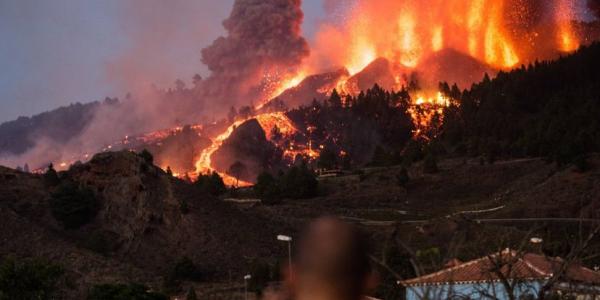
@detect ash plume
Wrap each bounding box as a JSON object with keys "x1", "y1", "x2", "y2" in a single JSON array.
[
  {"x1": 200, "y1": 0, "x2": 310, "y2": 111},
  {"x1": 0, "y1": 0, "x2": 311, "y2": 170}
]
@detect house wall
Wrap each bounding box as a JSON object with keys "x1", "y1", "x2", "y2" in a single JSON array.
[{"x1": 405, "y1": 281, "x2": 544, "y2": 300}]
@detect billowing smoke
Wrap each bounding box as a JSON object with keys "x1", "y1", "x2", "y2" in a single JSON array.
[
  {"x1": 0, "y1": 0, "x2": 311, "y2": 170},
  {"x1": 200, "y1": 0, "x2": 310, "y2": 110}
]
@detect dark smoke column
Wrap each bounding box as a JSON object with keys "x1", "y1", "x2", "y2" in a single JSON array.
[{"x1": 201, "y1": 0, "x2": 310, "y2": 110}]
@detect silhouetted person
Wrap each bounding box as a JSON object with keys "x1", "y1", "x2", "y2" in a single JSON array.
[{"x1": 266, "y1": 217, "x2": 373, "y2": 300}]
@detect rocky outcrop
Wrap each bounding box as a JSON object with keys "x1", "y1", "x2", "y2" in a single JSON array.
[
  {"x1": 211, "y1": 119, "x2": 282, "y2": 182},
  {"x1": 0, "y1": 151, "x2": 280, "y2": 298}
]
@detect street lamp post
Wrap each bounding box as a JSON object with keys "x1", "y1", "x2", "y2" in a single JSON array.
[
  {"x1": 244, "y1": 274, "x2": 251, "y2": 300},
  {"x1": 530, "y1": 237, "x2": 543, "y2": 244},
  {"x1": 277, "y1": 235, "x2": 293, "y2": 278}
]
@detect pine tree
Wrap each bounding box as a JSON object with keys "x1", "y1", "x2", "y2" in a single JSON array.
[
  {"x1": 139, "y1": 149, "x2": 154, "y2": 165},
  {"x1": 328, "y1": 89, "x2": 342, "y2": 108},
  {"x1": 44, "y1": 163, "x2": 60, "y2": 187}
]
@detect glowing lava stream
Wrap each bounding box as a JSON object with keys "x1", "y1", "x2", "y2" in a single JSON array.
[
  {"x1": 194, "y1": 118, "x2": 253, "y2": 187},
  {"x1": 194, "y1": 112, "x2": 299, "y2": 187}
]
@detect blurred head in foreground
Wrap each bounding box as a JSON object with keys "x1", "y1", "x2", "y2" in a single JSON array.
[{"x1": 282, "y1": 217, "x2": 373, "y2": 300}]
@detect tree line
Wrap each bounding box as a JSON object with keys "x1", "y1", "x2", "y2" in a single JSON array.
[{"x1": 439, "y1": 42, "x2": 600, "y2": 168}]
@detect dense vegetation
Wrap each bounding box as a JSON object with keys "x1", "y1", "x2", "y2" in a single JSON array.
[
  {"x1": 87, "y1": 283, "x2": 167, "y2": 300},
  {"x1": 161, "y1": 257, "x2": 205, "y2": 293},
  {"x1": 0, "y1": 257, "x2": 64, "y2": 300},
  {"x1": 254, "y1": 163, "x2": 318, "y2": 203},
  {"x1": 440, "y1": 42, "x2": 600, "y2": 166},
  {"x1": 49, "y1": 181, "x2": 98, "y2": 229},
  {"x1": 287, "y1": 86, "x2": 415, "y2": 168},
  {"x1": 194, "y1": 172, "x2": 227, "y2": 196}
]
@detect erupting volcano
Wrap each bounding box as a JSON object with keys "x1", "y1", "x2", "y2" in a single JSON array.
[
  {"x1": 309, "y1": 0, "x2": 581, "y2": 75},
  {"x1": 4, "y1": 2, "x2": 600, "y2": 299},
  {"x1": 11, "y1": 0, "x2": 597, "y2": 185}
]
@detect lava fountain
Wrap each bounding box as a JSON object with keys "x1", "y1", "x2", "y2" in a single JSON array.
[{"x1": 310, "y1": 0, "x2": 582, "y2": 75}]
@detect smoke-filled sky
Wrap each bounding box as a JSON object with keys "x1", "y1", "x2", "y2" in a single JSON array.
[
  {"x1": 0, "y1": 0, "x2": 325, "y2": 123},
  {"x1": 0, "y1": 0, "x2": 595, "y2": 123}
]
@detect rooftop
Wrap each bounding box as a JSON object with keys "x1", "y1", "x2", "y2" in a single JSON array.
[{"x1": 401, "y1": 248, "x2": 600, "y2": 287}]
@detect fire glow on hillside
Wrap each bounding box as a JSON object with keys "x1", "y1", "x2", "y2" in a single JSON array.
[
  {"x1": 192, "y1": 112, "x2": 303, "y2": 186},
  {"x1": 40, "y1": 0, "x2": 589, "y2": 185},
  {"x1": 311, "y1": 0, "x2": 580, "y2": 73},
  {"x1": 190, "y1": 0, "x2": 585, "y2": 183}
]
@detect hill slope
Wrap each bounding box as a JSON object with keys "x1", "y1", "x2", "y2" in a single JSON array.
[{"x1": 0, "y1": 151, "x2": 282, "y2": 298}]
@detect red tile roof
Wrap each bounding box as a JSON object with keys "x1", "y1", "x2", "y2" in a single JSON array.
[{"x1": 401, "y1": 249, "x2": 600, "y2": 287}]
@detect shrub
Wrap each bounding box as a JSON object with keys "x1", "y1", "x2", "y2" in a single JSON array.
[
  {"x1": 279, "y1": 165, "x2": 318, "y2": 199},
  {"x1": 396, "y1": 167, "x2": 410, "y2": 187},
  {"x1": 423, "y1": 153, "x2": 439, "y2": 174},
  {"x1": 171, "y1": 257, "x2": 202, "y2": 282},
  {"x1": 43, "y1": 164, "x2": 60, "y2": 187},
  {"x1": 83, "y1": 232, "x2": 110, "y2": 255},
  {"x1": 403, "y1": 140, "x2": 424, "y2": 165},
  {"x1": 254, "y1": 166, "x2": 318, "y2": 203},
  {"x1": 573, "y1": 155, "x2": 590, "y2": 173},
  {"x1": 87, "y1": 283, "x2": 167, "y2": 300},
  {"x1": 254, "y1": 172, "x2": 281, "y2": 204},
  {"x1": 162, "y1": 257, "x2": 203, "y2": 294},
  {"x1": 49, "y1": 181, "x2": 98, "y2": 229},
  {"x1": 194, "y1": 172, "x2": 226, "y2": 196},
  {"x1": 228, "y1": 161, "x2": 248, "y2": 187},
  {"x1": 0, "y1": 256, "x2": 64, "y2": 300},
  {"x1": 317, "y1": 147, "x2": 338, "y2": 169},
  {"x1": 179, "y1": 200, "x2": 189, "y2": 214},
  {"x1": 139, "y1": 149, "x2": 154, "y2": 165}
]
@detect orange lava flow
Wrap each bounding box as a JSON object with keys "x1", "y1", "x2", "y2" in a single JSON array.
[
  {"x1": 193, "y1": 112, "x2": 301, "y2": 187},
  {"x1": 255, "y1": 112, "x2": 298, "y2": 139},
  {"x1": 193, "y1": 118, "x2": 253, "y2": 187}
]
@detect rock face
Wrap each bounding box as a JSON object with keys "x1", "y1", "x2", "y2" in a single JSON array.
[
  {"x1": 0, "y1": 151, "x2": 280, "y2": 298},
  {"x1": 343, "y1": 58, "x2": 401, "y2": 92},
  {"x1": 416, "y1": 48, "x2": 495, "y2": 89},
  {"x1": 211, "y1": 119, "x2": 281, "y2": 183}
]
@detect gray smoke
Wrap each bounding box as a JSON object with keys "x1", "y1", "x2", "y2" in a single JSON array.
[{"x1": 200, "y1": 0, "x2": 310, "y2": 110}]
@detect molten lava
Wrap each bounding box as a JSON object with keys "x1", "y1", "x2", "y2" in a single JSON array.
[
  {"x1": 409, "y1": 92, "x2": 452, "y2": 139},
  {"x1": 311, "y1": 0, "x2": 581, "y2": 75},
  {"x1": 556, "y1": 0, "x2": 580, "y2": 52},
  {"x1": 193, "y1": 118, "x2": 252, "y2": 187},
  {"x1": 46, "y1": 1, "x2": 591, "y2": 185},
  {"x1": 193, "y1": 112, "x2": 305, "y2": 186},
  {"x1": 255, "y1": 112, "x2": 298, "y2": 139}
]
